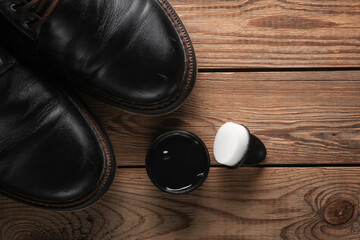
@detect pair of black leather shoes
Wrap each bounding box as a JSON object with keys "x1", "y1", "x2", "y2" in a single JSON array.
[{"x1": 0, "y1": 0, "x2": 196, "y2": 210}]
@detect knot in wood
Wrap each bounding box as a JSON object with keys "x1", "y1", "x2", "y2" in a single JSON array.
[{"x1": 324, "y1": 200, "x2": 356, "y2": 225}]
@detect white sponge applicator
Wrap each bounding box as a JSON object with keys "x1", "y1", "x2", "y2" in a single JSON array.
[
  {"x1": 213, "y1": 122, "x2": 266, "y2": 167},
  {"x1": 213, "y1": 122, "x2": 250, "y2": 166}
]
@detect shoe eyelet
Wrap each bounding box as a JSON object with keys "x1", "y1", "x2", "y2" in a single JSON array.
[
  {"x1": 24, "y1": 21, "x2": 31, "y2": 29},
  {"x1": 9, "y1": 3, "x2": 18, "y2": 12}
]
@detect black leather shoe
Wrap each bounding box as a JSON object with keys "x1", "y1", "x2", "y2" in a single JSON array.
[
  {"x1": 0, "y1": 0, "x2": 197, "y2": 115},
  {"x1": 0, "y1": 46, "x2": 115, "y2": 210}
]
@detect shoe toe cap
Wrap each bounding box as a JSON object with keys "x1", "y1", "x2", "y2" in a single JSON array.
[
  {"x1": 0, "y1": 64, "x2": 113, "y2": 209},
  {"x1": 39, "y1": 0, "x2": 195, "y2": 112}
]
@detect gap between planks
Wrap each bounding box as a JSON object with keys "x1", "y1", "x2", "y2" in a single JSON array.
[
  {"x1": 1, "y1": 167, "x2": 360, "y2": 240},
  {"x1": 170, "y1": 0, "x2": 360, "y2": 69},
  {"x1": 81, "y1": 70, "x2": 360, "y2": 166},
  {"x1": 117, "y1": 164, "x2": 360, "y2": 168},
  {"x1": 199, "y1": 67, "x2": 360, "y2": 73}
]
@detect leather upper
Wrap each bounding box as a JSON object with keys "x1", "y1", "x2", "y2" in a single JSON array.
[
  {"x1": 0, "y1": 0, "x2": 38, "y2": 40},
  {"x1": 0, "y1": 0, "x2": 195, "y2": 113},
  {"x1": 0, "y1": 47, "x2": 113, "y2": 207}
]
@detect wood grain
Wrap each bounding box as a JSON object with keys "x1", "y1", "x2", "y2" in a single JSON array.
[
  {"x1": 168, "y1": 0, "x2": 360, "y2": 68},
  {"x1": 80, "y1": 71, "x2": 360, "y2": 166},
  {"x1": 1, "y1": 168, "x2": 360, "y2": 240}
]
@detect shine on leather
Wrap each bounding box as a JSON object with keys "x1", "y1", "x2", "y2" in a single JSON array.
[
  {"x1": 0, "y1": 0, "x2": 197, "y2": 114},
  {"x1": 0, "y1": 47, "x2": 115, "y2": 210}
]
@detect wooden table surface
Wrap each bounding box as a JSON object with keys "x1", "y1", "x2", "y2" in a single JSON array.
[{"x1": 1, "y1": 0, "x2": 360, "y2": 239}]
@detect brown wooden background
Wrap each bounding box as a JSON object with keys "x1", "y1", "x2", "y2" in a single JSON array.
[{"x1": 1, "y1": 0, "x2": 360, "y2": 239}]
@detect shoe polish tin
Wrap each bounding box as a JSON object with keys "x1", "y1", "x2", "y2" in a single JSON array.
[{"x1": 146, "y1": 130, "x2": 210, "y2": 194}]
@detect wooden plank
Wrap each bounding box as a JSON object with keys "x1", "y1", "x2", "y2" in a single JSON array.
[
  {"x1": 169, "y1": 0, "x2": 360, "y2": 69},
  {"x1": 1, "y1": 168, "x2": 359, "y2": 239},
  {"x1": 80, "y1": 71, "x2": 360, "y2": 166}
]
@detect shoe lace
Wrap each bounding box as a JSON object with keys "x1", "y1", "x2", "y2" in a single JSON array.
[{"x1": 13, "y1": 0, "x2": 61, "y2": 28}]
